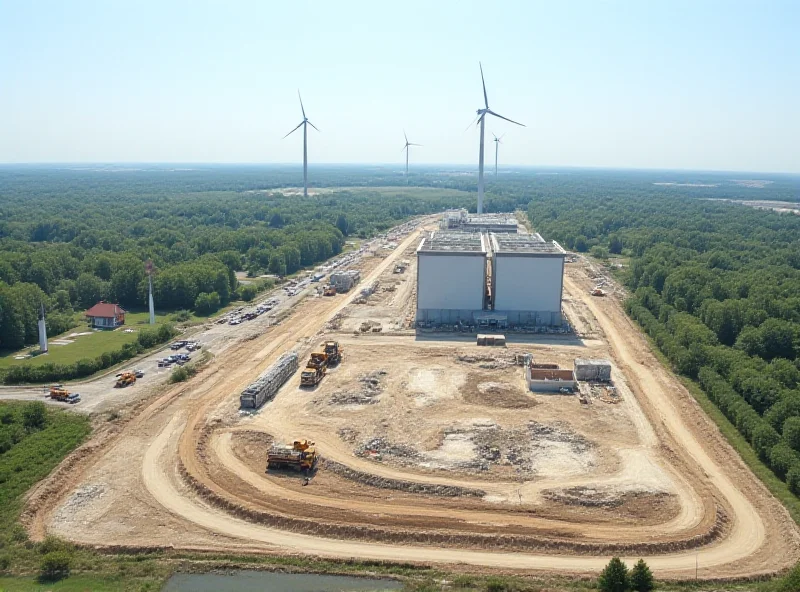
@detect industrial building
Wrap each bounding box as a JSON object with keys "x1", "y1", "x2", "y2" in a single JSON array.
[
  {"x1": 440, "y1": 210, "x2": 519, "y2": 233},
  {"x1": 416, "y1": 231, "x2": 487, "y2": 324},
  {"x1": 490, "y1": 233, "x2": 567, "y2": 326},
  {"x1": 526, "y1": 366, "x2": 577, "y2": 392},
  {"x1": 574, "y1": 359, "x2": 612, "y2": 382}
]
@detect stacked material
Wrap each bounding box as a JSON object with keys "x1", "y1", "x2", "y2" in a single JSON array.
[{"x1": 240, "y1": 352, "x2": 299, "y2": 409}]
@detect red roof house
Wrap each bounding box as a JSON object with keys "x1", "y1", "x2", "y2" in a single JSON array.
[{"x1": 85, "y1": 301, "x2": 126, "y2": 329}]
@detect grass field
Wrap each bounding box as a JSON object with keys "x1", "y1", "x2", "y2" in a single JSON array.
[{"x1": 0, "y1": 331, "x2": 138, "y2": 369}]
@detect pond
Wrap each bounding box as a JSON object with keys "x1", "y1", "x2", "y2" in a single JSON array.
[{"x1": 162, "y1": 570, "x2": 404, "y2": 592}]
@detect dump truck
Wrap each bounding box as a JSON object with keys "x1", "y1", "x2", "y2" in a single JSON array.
[
  {"x1": 49, "y1": 384, "x2": 70, "y2": 401},
  {"x1": 115, "y1": 372, "x2": 136, "y2": 388},
  {"x1": 300, "y1": 365, "x2": 326, "y2": 387},
  {"x1": 307, "y1": 352, "x2": 328, "y2": 369},
  {"x1": 323, "y1": 341, "x2": 342, "y2": 365},
  {"x1": 266, "y1": 439, "x2": 318, "y2": 472}
]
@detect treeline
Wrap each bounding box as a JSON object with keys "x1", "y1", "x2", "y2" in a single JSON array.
[
  {"x1": 528, "y1": 191, "x2": 800, "y2": 495},
  {"x1": 626, "y1": 292, "x2": 800, "y2": 493},
  {"x1": 2, "y1": 324, "x2": 176, "y2": 385},
  {"x1": 1, "y1": 167, "x2": 510, "y2": 349}
]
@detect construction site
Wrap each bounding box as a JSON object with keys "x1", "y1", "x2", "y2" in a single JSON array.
[{"x1": 18, "y1": 213, "x2": 800, "y2": 581}]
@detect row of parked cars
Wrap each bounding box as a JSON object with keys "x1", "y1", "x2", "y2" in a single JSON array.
[
  {"x1": 157, "y1": 353, "x2": 191, "y2": 368},
  {"x1": 170, "y1": 340, "x2": 201, "y2": 352},
  {"x1": 220, "y1": 298, "x2": 280, "y2": 326}
]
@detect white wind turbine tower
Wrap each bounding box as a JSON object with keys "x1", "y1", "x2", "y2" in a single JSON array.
[
  {"x1": 283, "y1": 91, "x2": 320, "y2": 197},
  {"x1": 472, "y1": 63, "x2": 524, "y2": 213},
  {"x1": 401, "y1": 130, "x2": 422, "y2": 183},
  {"x1": 492, "y1": 132, "x2": 504, "y2": 177}
]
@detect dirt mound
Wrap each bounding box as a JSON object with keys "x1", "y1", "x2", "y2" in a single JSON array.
[
  {"x1": 462, "y1": 377, "x2": 536, "y2": 409},
  {"x1": 330, "y1": 370, "x2": 387, "y2": 405}
]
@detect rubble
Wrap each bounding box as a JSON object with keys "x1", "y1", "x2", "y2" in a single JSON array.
[{"x1": 330, "y1": 370, "x2": 387, "y2": 405}]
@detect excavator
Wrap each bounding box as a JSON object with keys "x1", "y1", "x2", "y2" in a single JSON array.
[{"x1": 267, "y1": 439, "x2": 318, "y2": 472}]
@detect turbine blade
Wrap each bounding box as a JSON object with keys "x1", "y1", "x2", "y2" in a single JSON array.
[
  {"x1": 479, "y1": 62, "x2": 489, "y2": 108},
  {"x1": 486, "y1": 109, "x2": 525, "y2": 127},
  {"x1": 401, "y1": 144, "x2": 408, "y2": 152},
  {"x1": 307, "y1": 120, "x2": 320, "y2": 132},
  {"x1": 298, "y1": 90, "x2": 306, "y2": 119},
  {"x1": 409, "y1": 143, "x2": 422, "y2": 146},
  {"x1": 404, "y1": 129, "x2": 408, "y2": 144},
  {"x1": 464, "y1": 114, "x2": 479, "y2": 131},
  {"x1": 283, "y1": 121, "x2": 304, "y2": 138}
]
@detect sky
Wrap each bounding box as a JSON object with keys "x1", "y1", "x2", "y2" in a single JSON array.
[{"x1": 1, "y1": 0, "x2": 798, "y2": 172}]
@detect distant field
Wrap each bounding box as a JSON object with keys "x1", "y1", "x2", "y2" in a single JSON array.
[{"x1": 336, "y1": 186, "x2": 472, "y2": 198}]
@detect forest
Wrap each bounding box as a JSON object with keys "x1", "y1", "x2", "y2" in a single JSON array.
[
  {"x1": 0, "y1": 167, "x2": 482, "y2": 351},
  {"x1": 527, "y1": 190, "x2": 800, "y2": 494}
]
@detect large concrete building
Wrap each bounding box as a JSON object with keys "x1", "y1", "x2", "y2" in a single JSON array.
[
  {"x1": 441, "y1": 210, "x2": 519, "y2": 233},
  {"x1": 416, "y1": 231, "x2": 487, "y2": 324},
  {"x1": 490, "y1": 233, "x2": 566, "y2": 326}
]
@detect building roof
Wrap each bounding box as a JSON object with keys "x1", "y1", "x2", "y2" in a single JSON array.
[
  {"x1": 85, "y1": 302, "x2": 126, "y2": 317},
  {"x1": 417, "y1": 231, "x2": 486, "y2": 253},
  {"x1": 491, "y1": 233, "x2": 566, "y2": 255}
]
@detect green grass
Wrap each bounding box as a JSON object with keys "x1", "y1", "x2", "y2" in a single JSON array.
[{"x1": 0, "y1": 331, "x2": 137, "y2": 369}]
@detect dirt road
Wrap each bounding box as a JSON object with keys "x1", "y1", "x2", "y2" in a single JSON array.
[{"x1": 31, "y1": 219, "x2": 800, "y2": 579}]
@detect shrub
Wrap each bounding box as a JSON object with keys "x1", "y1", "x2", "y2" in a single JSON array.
[
  {"x1": 598, "y1": 557, "x2": 629, "y2": 592},
  {"x1": 170, "y1": 309, "x2": 191, "y2": 322},
  {"x1": 0, "y1": 554, "x2": 10, "y2": 572},
  {"x1": 39, "y1": 550, "x2": 71, "y2": 581},
  {"x1": 238, "y1": 284, "x2": 258, "y2": 302},
  {"x1": 22, "y1": 401, "x2": 46, "y2": 430},
  {"x1": 784, "y1": 416, "x2": 800, "y2": 452},
  {"x1": 787, "y1": 463, "x2": 800, "y2": 495},
  {"x1": 629, "y1": 558, "x2": 654, "y2": 592},
  {"x1": 194, "y1": 291, "x2": 221, "y2": 314}
]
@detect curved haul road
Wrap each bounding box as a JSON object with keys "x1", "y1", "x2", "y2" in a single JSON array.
[{"x1": 136, "y1": 231, "x2": 787, "y2": 577}]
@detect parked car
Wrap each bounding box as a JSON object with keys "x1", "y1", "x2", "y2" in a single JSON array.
[
  {"x1": 66, "y1": 393, "x2": 81, "y2": 404},
  {"x1": 133, "y1": 369, "x2": 144, "y2": 378}
]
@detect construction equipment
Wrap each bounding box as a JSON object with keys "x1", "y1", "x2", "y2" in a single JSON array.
[
  {"x1": 323, "y1": 341, "x2": 342, "y2": 365},
  {"x1": 267, "y1": 439, "x2": 318, "y2": 472},
  {"x1": 240, "y1": 352, "x2": 299, "y2": 409},
  {"x1": 300, "y1": 364, "x2": 326, "y2": 387},
  {"x1": 590, "y1": 288, "x2": 606, "y2": 297},
  {"x1": 49, "y1": 384, "x2": 70, "y2": 401},
  {"x1": 115, "y1": 372, "x2": 136, "y2": 388},
  {"x1": 307, "y1": 352, "x2": 328, "y2": 369},
  {"x1": 323, "y1": 286, "x2": 337, "y2": 296}
]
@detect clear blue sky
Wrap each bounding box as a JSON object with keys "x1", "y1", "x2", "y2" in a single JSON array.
[{"x1": 1, "y1": 0, "x2": 798, "y2": 172}]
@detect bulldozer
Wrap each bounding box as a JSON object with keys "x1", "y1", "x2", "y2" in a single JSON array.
[
  {"x1": 49, "y1": 384, "x2": 70, "y2": 402},
  {"x1": 115, "y1": 372, "x2": 136, "y2": 388},
  {"x1": 267, "y1": 439, "x2": 318, "y2": 472},
  {"x1": 323, "y1": 341, "x2": 342, "y2": 365}
]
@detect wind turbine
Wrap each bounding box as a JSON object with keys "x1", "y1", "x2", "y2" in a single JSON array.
[
  {"x1": 492, "y1": 132, "x2": 504, "y2": 177},
  {"x1": 283, "y1": 91, "x2": 319, "y2": 197},
  {"x1": 472, "y1": 63, "x2": 524, "y2": 214},
  {"x1": 401, "y1": 131, "x2": 422, "y2": 183}
]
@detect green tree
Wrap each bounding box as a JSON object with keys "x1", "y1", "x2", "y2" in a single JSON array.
[
  {"x1": 784, "y1": 417, "x2": 800, "y2": 452},
  {"x1": 39, "y1": 551, "x2": 71, "y2": 581},
  {"x1": 194, "y1": 291, "x2": 221, "y2": 315},
  {"x1": 598, "y1": 557, "x2": 629, "y2": 592},
  {"x1": 75, "y1": 272, "x2": 107, "y2": 308},
  {"x1": 22, "y1": 401, "x2": 47, "y2": 430},
  {"x1": 629, "y1": 559, "x2": 654, "y2": 592},
  {"x1": 336, "y1": 213, "x2": 349, "y2": 236},
  {"x1": 238, "y1": 284, "x2": 258, "y2": 302}
]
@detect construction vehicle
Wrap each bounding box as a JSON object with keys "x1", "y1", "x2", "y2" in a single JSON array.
[
  {"x1": 115, "y1": 372, "x2": 136, "y2": 388},
  {"x1": 300, "y1": 364, "x2": 326, "y2": 387},
  {"x1": 590, "y1": 288, "x2": 606, "y2": 297},
  {"x1": 49, "y1": 384, "x2": 70, "y2": 401},
  {"x1": 323, "y1": 341, "x2": 342, "y2": 365},
  {"x1": 323, "y1": 286, "x2": 336, "y2": 297},
  {"x1": 267, "y1": 439, "x2": 318, "y2": 472}
]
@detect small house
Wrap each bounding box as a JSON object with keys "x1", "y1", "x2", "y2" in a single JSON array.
[{"x1": 85, "y1": 301, "x2": 126, "y2": 329}]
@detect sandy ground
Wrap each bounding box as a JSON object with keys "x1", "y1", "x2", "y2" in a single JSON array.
[{"x1": 21, "y1": 220, "x2": 800, "y2": 579}]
